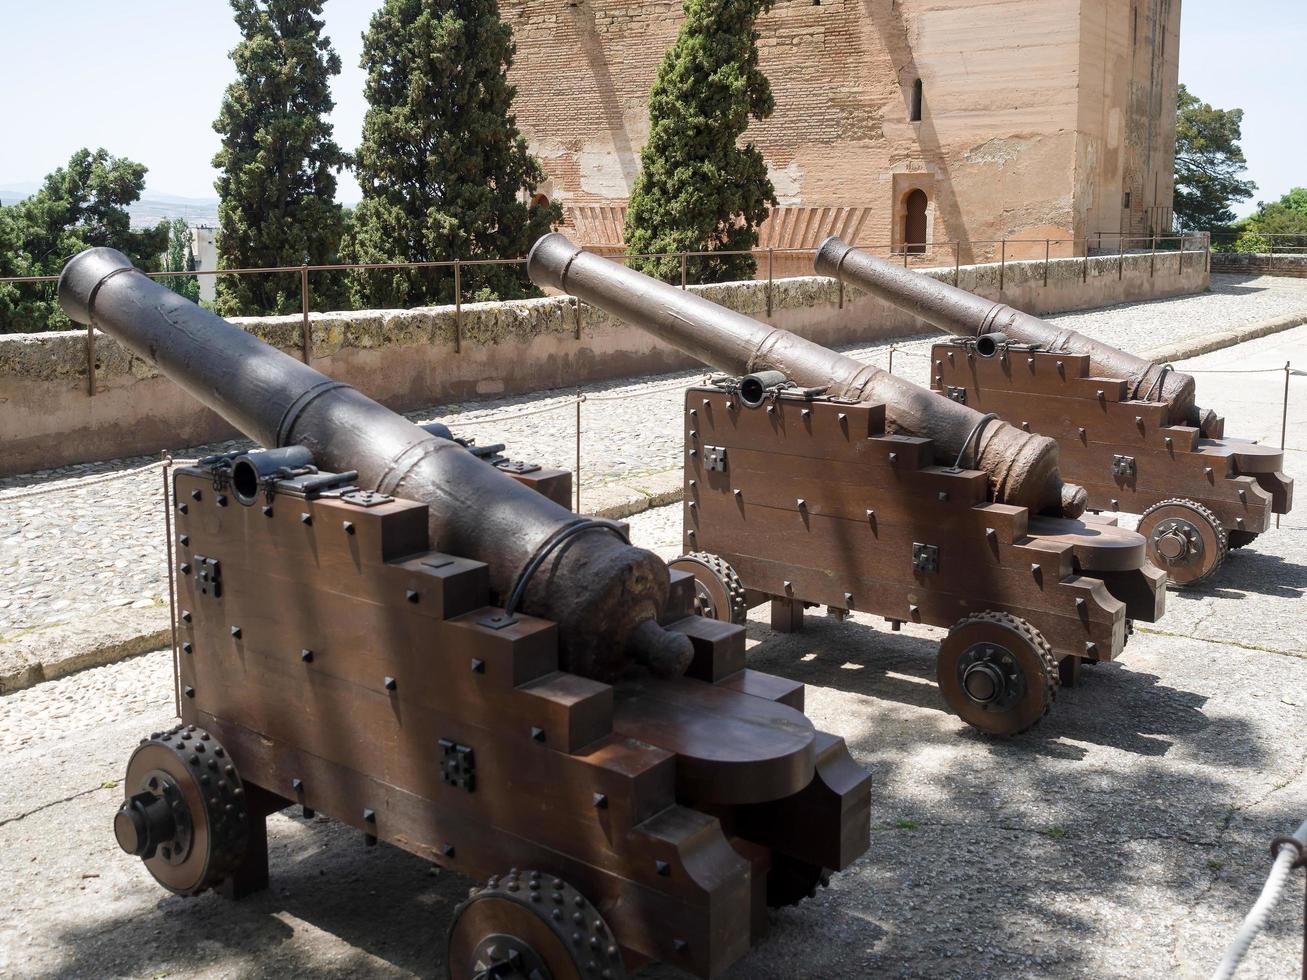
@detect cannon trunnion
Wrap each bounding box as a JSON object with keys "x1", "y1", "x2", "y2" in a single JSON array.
[
  {"x1": 127, "y1": 455, "x2": 871, "y2": 978},
  {"x1": 929, "y1": 339, "x2": 1294, "y2": 585},
  {"x1": 677, "y1": 381, "x2": 1166, "y2": 735}
]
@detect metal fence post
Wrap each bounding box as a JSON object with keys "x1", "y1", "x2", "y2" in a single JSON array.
[
  {"x1": 1281, "y1": 361, "x2": 1291, "y2": 530},
  {"x1": 999, "y1": 239, "x2": 1006, "y2": 292},
  {"x1": 162, "y1": 452, "x2": 180, "y2": 716},
  {"x1": 888, "y1": 346, "x2": 896, "y2": 375},
  {"x1": 300, "y1": 264, "x2": 311, "y2": 364},
  {"x1": 1179, "y1": 235, "x2": 1185, "y2": 275},
  {"x1": 454, "y1": 259, "x2": 462, "y2": 354},
  {"x1": 86, "y1": 319, "x2": 97, "y2": 396},
  {"x1": 1044, "y1": 239, "x2": 1050, "y2": 287},
  {"x1": 1150, "y1": 235, "x2": 1157, "y2": 278},
  {"x1": 837, "y1": 279, "x2": 845, "y2": 310},
  {"x1": 1118, "y1": 238, "x2": 1125, "y2": 281},
  {"x1": 575, "y1": 386, "x2": 584, "y2": 514},
  {"x1": 575, "y1": 297, "x2": 583, "y2": 340},
  {"x1": 680, "y1": 252, "x2": 688, "y2": 290},
  {"x1": 766, "y1": 248, "x2": 774, "y2": 318},
  {"x1": 954, "y1": 241, "x2": 961, "y2": 287},
  {"x1": 1083, "y1": 240, "x2": 1089, "y2": 283}
]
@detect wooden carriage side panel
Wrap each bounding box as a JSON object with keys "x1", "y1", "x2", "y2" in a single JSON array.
[{"x1": 194, "y1": 709, "x2": 751, "y2": 979}]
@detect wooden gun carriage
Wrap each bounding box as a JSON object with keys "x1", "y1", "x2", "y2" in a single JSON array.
[
  {"x1": 674, "y1": 377, "x2": 1163, "y2": 735},
  {"x1": 816, "y1": 237, "x2": 1294, "y2": 585}
]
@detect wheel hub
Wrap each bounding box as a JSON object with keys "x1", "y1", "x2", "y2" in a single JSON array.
[
  {"x1": 1152, "y1": 518, "x2": 1203, "y2": 565},
  {"x1": 469, "y1": 935, "x2": 550, "y2": 980},
  {"x1": 114, "y1": 770, "x2": 192, "y2": 863},
  {"x1": 956, "y1": 643, "x2": 1024, "y2": 709},
  {"x1": 690, "y1": 581, "x2": 718, "y2": 620}
]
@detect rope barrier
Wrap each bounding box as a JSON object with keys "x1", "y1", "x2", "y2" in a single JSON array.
[
  {"x1": 1212, "y1": 818, "x2": 1307, "y2": 979},
  {"x1": 0, "y1": 458, "x2": 198, "y2": 503}
]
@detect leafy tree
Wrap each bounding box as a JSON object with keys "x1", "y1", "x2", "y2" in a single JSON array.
[
  {"x1": 159, "y1": 217, "x2": 201, "y2": 303},
  {"x1": 345, "y1": 0, "x2": 560, "y2": 308},
  {"x1": 623, "y1": 0, "x2": 777, "y2": 284},
  {"x1": 212, "y1": 0, "x2": 348, "y2": 316},
  {"x1": 0, "y1": 148, "x2": 168, "y2": 333},
  {"x1": 1173, "y1": 84, "x2": 1256, "y2": 231},
  {"x1": 1233, "y1": 187, "x2": 1307, "y2": 252}
]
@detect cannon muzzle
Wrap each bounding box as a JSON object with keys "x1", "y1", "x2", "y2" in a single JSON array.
[
  {"x1": 815, "y1": 236, "x2": 1209, "y2": 431},
  {"x1": 59, "y1": 247, "x2": 693, "y2": 681},
  {"x1": 529, "y1": 233, "x2": 1087, "y2": 518}
]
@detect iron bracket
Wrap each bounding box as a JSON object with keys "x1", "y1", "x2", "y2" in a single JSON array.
[
  {"x1": 1112, "y1": 454, "x2": 1136, "y2": 480},
  {"x1": 946, "y1": 386, "x2": 968, "y2": 404},
  {"x1": 439, "y1": 739, "x2": 476, "y2": 792},
  {"x1": 704, "y1": 446, "x2": 728, "y2": 473},
  {"x1": 912, "y1": 543, "x2": 939, "y2": 575}
]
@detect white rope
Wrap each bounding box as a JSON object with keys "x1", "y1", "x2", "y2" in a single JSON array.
[
  {"x1": 1212, "y1": 818, "x2": 1307, "y2": 979},
  {"x1": 0, "y1": 458, "x2": 196, "y2": 503}
]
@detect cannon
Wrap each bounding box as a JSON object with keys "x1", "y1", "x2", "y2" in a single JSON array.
[
  {"x1": 815, "y1": 237, "x2": 1294, "y2": 585},
  {"x1": 528, "y1": 234, "x2": 1167, "y2": 736},
  {"x1": 61, "y1": 248, "x2": 871, "y2": 979}
]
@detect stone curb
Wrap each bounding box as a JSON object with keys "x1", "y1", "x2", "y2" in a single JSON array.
[
  {"x1": 5, "y1": 312, "x2": 1304, "y2": 696},
  {"x1": 1, "y1": 606, "x2": 172, "y2": 696},
  {"x1": 1141, "y1": 311, "x2": 1307, "y2": 363}
]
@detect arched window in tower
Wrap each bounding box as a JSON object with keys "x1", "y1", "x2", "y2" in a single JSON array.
[
  {"x1": 910, "y1": 78, "x2": 924, "y2": 122},
  {"x1": 903, "y1": 189, "x2": 928, "y2": 255}
]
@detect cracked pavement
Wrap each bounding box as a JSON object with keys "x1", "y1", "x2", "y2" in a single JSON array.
[{"x1": 1, "y1": 327, "x2": 1305, "y2": 978}]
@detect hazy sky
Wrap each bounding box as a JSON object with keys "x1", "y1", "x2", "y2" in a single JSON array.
[{"x1": 1, "y1": 0, "x2": 1302, "y2": 217}]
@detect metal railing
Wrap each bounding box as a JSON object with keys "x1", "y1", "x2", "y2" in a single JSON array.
[{"x1": 0, "y1": 234, "x2": 1204, "y2": 396}]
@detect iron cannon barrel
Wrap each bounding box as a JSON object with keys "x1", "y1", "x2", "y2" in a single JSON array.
[
  {"x1": 528, "y1": 233, "x2": 1086, "y2": 518},
  {"x1": 58, "y1": 247, "x2": 692, "y2": 680},
  {"x1": 814, "y1": 236, "x2": 1202, "y2": 427}
]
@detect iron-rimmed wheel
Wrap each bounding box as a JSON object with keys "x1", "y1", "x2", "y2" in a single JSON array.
[
  {"x1": 765, "y1": 852, "x2": 831, "y2": 909},
  {"x1": 1138, "y1": 498, "x2": 1227, "y2": 586},
  {"x1": 1226, "y1": 529, "x2": 1260, "y2": 551},
  {"x1": 669, "y1": 552, "x2": 748, "y2": 625},
  {"x1": 115, "y1": 724, "x2": 249, "y2": 895},
  {"x1": 937, "y1": 611, "x2": 1059, "y2": 735},
  {"x1": 447, "y1": 870, "x2": 628, "y2": 980}
]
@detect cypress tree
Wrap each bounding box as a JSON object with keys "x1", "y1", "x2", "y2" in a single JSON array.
[
  {"x1": 624, "y1": 0, "x2": 777, "y2": 284},
  {"x1": 345, "y1": 0, "x2": 559, "y2": 308},
  {"x1": 212, "y1": 0, "x2": 348, "y2": 316}
]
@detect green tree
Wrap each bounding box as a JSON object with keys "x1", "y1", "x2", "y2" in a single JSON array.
[
  {"x1": 0, "y1": 148, "x2": 168, "y2": 333},
  {"x1": 159, "y1": 218, "x2": 201, "y2": 303},
  {"x1": 1173, "y1": 84, "x2": 1256, "y2": 231},
  {"x1": 1233, "y1": 187, "x2": 1307, "y2": 252},
  {"x1": 623, "y1": 0, "x2": 777, "y2": 284},
  {"x1": 344, "y1": 0, "x2": 560, "y2": 308},
  {"x1": 212, "y1": 0, "x2": 348, "y2": 316}
]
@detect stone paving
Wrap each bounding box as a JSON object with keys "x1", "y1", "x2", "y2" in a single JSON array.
[
  {"x1": 0, "y1": 326, "x2": 1304, "y2": 978},
  {"x1": 1, "y1": 273, "x2": 1305, "y2": 656}
]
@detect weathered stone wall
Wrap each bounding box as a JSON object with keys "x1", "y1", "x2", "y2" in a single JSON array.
[
  {"x1": 502, "y1": 1, "x2": 1179, "y2": 259},
  {"x1": 1211, "y1": 252, "x2": 1307, "y2": 280},
  {"x1": 0, "y1": 252, "x2": 1208, "y2": 477}
]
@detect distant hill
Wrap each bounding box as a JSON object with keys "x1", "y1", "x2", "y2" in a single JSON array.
[{"x1": 0, "y1": 183, "x2": 219, "y2": 229}]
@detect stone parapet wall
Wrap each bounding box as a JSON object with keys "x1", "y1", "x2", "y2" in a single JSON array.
[
  {"x1": 1211, "y1": 252, "x2": 1307, "y2": 279},
  {"x1": 0, "y1": 251, "x2": 1208, "y2": 477}
]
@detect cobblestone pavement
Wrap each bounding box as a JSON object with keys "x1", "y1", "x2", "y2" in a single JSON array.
[
  {"x1": 2, "y1": 273, "x2": 1304, "y2": 650},
  {"x1": 1, "y1": 327, "x2": 1305, "y2": 978}
]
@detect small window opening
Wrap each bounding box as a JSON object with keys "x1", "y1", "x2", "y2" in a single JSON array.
[
  {"x1": 1132, "y1": 4, "x2": 1138, "y2": 46},
  {"x1": 910, "y1": 78, "x2": 923, "y2": 122},
  {"x1": 1123, "y1": 191, "x2": 1132, "y2": 210},
  {"x1": 530, "y1": 192, "x2": 551, "y2": 210}
]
